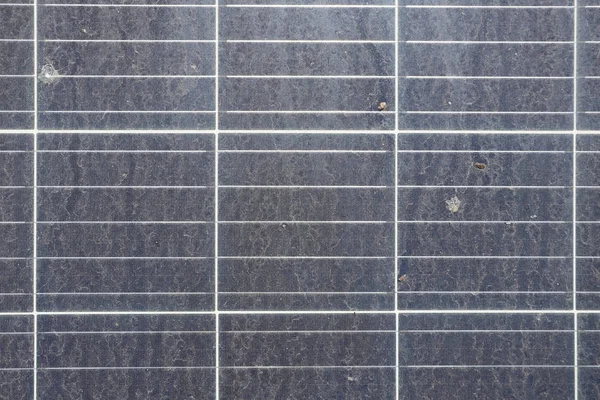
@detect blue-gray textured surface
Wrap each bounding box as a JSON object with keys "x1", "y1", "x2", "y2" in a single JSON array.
[{"x1": 0, "y1": 0, "x2": 598, "y2": 399}]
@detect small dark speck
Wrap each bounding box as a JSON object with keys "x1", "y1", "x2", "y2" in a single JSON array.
[{"x1": 398, "y1": 274, "x2": 407, "y2": 282}]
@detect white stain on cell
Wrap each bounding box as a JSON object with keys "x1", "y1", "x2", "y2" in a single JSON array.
[
  {"x1": 38, "y1": 64, "x2": 61, "y2": 85},
  {"x1": 445, "y1": 196, "x2": 461, "y2": 213}
]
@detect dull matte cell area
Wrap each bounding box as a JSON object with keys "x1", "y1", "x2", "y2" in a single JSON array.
[{"x1": 0, "y1": 0, "x2": 597, "y2": 399}]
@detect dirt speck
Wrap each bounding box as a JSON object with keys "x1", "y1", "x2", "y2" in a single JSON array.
[
  {"x1": 377, "y1": 101, "x2": 387, "y2": 111},
  {"x1": 398, "y1": 274, "x2": 408, "y2": 282},
  {"x1": 445, "y1": 196, "x2": 461, "y2": 213},
  {"x1": 473, "y1": 162, "x2": 486, "y2": 170}
]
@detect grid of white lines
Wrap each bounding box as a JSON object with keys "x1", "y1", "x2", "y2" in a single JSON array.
[{"x1": 0, "y1": 1, "x2": 598, "y2": 399}]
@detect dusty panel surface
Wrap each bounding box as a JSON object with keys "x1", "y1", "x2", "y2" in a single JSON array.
[{"x1": 0, "y1": 0, "x2": 596, "y2": 399}]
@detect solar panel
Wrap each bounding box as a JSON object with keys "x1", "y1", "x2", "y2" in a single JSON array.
[{"x1": 0, "y1": 0, "x2": 597, "y2": 398}]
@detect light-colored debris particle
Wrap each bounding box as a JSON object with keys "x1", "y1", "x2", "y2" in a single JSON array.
[
  {"x1": 445, "y1": 196, "x2": 461, "y2": 213},
  {"x1": 38, "y1": 64, "x2": 61, "y2": 84},
  {"x1": 473, "y1": 162, "x2": 486, "y2": 170},
  {"x1": 377, "y1": 101, "x2": 387, "y2": 111}
]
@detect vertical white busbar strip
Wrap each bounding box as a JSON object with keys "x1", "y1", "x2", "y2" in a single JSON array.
[
  {"x1": 394, "y1": 1, "x2": 400, "y2": 399},
  {"x1": 33, "y1": 0, "x2": 38, "y2": 396},
  {"x1": 214, "y1": 0, "x2": 220, "y2": 398},
  {"x1": 573, "y1": 1, "x2": 578, "y2": 399}
]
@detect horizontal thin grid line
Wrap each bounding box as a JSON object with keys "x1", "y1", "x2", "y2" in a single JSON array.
[
  {"x1": 224, "y1": 4, "x2": 394, "y2": 8},
  {"x1": 223, "y1": 330, "x2": 394, "y2": 333},
  {"x1": 36, "y1": 256, "x2": 213, "y2": 260},
  {"x1": 226, "y1": 111, "x2": 394, "y2": 114},
  {"x1": 36, "y1": 185, "x2": 388, "y2": 189},
  {"x1": 404, "y1": 5, "x2": 573, "y2": 8},
  {"x1": 220, "y1": 256, "x2": 391, "y2": 259},
  {"x1": 233, "y1": 329, "x2": 572, "y2": 333},
  {"x1": 219, "y1": 221, "x2": 389, "y2": 224},
  {"x1": 394, "y1": 221, "x2": 569, "y2": 224},
  {"x1": 219, "y1": 185, "x2": 390, "y2": 189},
  {"x1": 41, "y1": 111, "x2": 214, "y2": 114},
  {"x1": 396, "y1": 185, "x2": 570, "y2": 189},
  {"x1": 7, "y1": 3, "x2": 583, "y2": 8},
  {"x1": 31, "y1": 366, "x2": 584, "y2": 370},
  {"x1": 402, "y1": 111, "x2": 571, "y2": 115},
  {"x1": 0, "y1": 256, "x2": 582, "y2": 261},
  {"x1": 33, "y1": 221, "x2": 213, "y2": 224},
  {"x1": 0, "y1": 368, "x2": 32, "y2": 371},
  {"x1": 51, "y1": 75, "x2": 215, "y2": 79},
  {"x1": 0, "y1": 220, "x2": 578, "y2": 224},
  {"x1": 35, "y1": 256, "x2": 385, "y2": 260},
  {"x1": 0, "y1": 129, "x2": 582, "y2": 134},
  {"x1": 0, "y1": 329, "x2": 582, "y2": 334},
  {"x1": 44, "y1": 3, "x2": 215, "y2": 6},
  {"x1": 2, "y1": 148, "x2": 489, "y2": 152},
  {"x1": 221, "y1": 129, "x2": 590, "y2": 134},
  {"x1": 0, "y1": 39, "x2": 33, "y2": 42},
  {"x1": 24, "y1": 220, "x2": 568, "y2": 224},
  {"x1": 0, "y1": 110, "x2": 32, "y2": 113},
  {"x1": 220, "y1": 150, "x2": 389, "y2": 153},
  {"x1": 31, "y1": 256, "x2": 577, "y2": 260},
  {"x1": 37, "y1": 186, "x2": 211, "y2": 189},
  {"x1": 222, "y1": 291, "x2": 565, "y2": 295},
  {"x1": 38, "y1": 150, "x2": 211, "y2": 153},
  {"x1": 396, "y1": 365, "x2": 573, "y2": 369},
  {"x1": 397, "y1": 256, "x2": 570, "y2": 259},
  {"x1": 222, "y1": 292, "x2": 385, "y2": 295},
  {"x1": 40, "y1": 291, "x2": 389, "y2": 295},
  {"x1": 0, "y1": 310, "x2": 597, "y2": 316},
  {"x1": 399, "y1": 330, "x2": 574, "y2": 333},
  {"x1": 38, "y1": 366, "x2": 393, "y2": 370},
  {"x1": 0, "y1": 74, "x2": 34, "y2": 78},
  {"x1": 402, "y1": 76, "x2": 572, "y2": 80},
  {"x1": 405, "y1": 40, "x2": 573, "y2": 44},
  {"x1": 226, "y1": 75, "x2": 394, "y2": 79},
  {"x1": 39, "y1": 367, "x2": 214, "y2": 370},
  {"x1": 394, "y1": 150, "x2": 569, "y2": 153},
  {"x1": 219, "y1": 365, "x2": 558, "y2": 369},
  {"x1": 226, "y1": 40, "x2": 395, "y2": 44},
  {"x1": 396, "y1": 291, "x2": 570, "y2": 294},
  {"x1": 40, "y1": 330, "x2": 214, "y2": 334},
  {"x1": 41, "y1": 39, "x2": 215, "y2": 43},
  {"x1": 38, "y1": 330, "x2": 392, "y2": 334}
]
